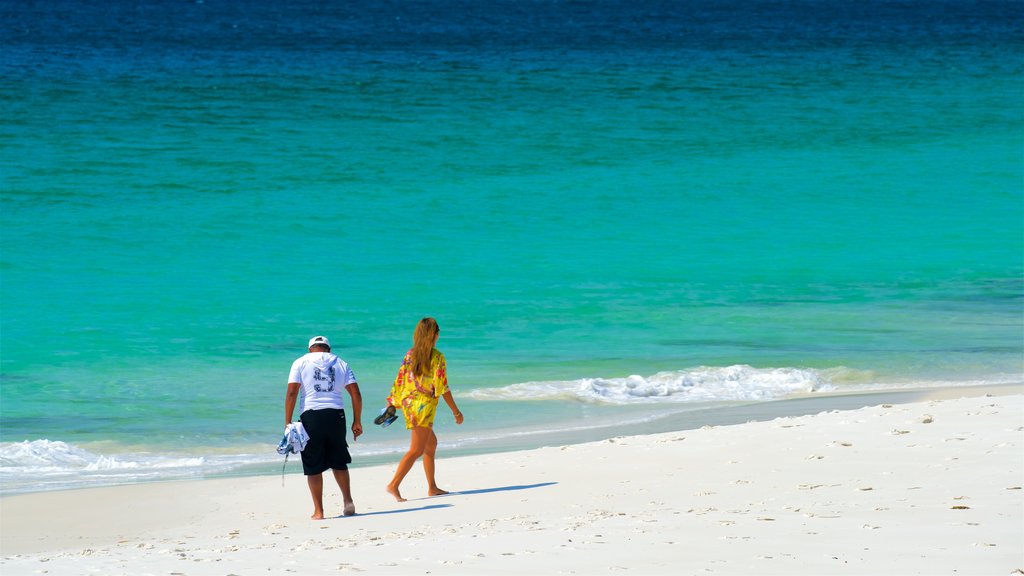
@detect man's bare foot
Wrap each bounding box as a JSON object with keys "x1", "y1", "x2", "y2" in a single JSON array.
[
  {"x1": 311, "y1": 511, "x2": 325, "y2": 520},
  {"x1": 428, "y1": 488, "x2": 449, "y2": 497},
  {"x1": 386, "y1": 484, "x2": 407, "y2": 502},
  {"x1": 343, "y1": 502, "x2": 356, "y2": 516}
]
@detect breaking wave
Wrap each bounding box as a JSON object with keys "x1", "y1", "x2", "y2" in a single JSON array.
[{"x1": 466, "y1": 364, "x2": 1022, "y2": 405}]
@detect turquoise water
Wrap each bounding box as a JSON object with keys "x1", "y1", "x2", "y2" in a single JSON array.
[{"x1": 1, "y1": 0, "x2": 1022, "y2": 493}]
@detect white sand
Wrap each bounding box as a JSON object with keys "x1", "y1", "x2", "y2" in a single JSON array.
[{"x1": 2, "y1": 391, "x2": 1022, "y2": 575}]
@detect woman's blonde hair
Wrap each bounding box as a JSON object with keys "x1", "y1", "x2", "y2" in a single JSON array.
[{"x1": 410, "y1": 317, "x2": 440, "y2": 377}]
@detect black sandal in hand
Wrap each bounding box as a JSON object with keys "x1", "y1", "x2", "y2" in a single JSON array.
[{"x1": 374, "y1": 405, "x2": 397, "y2": 427}]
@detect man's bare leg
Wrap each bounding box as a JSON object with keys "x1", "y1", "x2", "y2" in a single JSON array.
[
  {"x1": 307, "y1": 473, "x2": 326, "y2": 520},
  {"x1": 333, "y1": 468, "x2": 356, "y2": 516}
]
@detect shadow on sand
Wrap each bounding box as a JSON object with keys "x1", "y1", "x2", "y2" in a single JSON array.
[
  {"x1": 447, "y1": 481, "x2": 558, "y2": 496},
  {"x1": 345, "y1": 482, "x2": 558, "y2": 516},
  {"x1": 333, "y1": 503, "x2": 454, "y2": 519}
]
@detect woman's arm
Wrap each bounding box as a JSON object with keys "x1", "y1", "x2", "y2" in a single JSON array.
[{"x1": 441, "y1": 390, "x2": 463, "y2": 424}]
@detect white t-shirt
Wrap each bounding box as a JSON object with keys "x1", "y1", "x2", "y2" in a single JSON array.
[{"x1": 288, "y1": 352, "x2": 357, "y2": 412}]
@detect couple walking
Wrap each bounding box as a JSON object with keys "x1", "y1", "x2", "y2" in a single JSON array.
[{"x1": 283, "y1": 317, "x2": 463, "y2": 520}]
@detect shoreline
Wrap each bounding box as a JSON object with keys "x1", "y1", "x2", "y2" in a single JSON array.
[
  {"x1": 2, "y1": 385, "x2": 1021, "y2": 574},
  {"x1": 3, "y1": 383, "x2": 1020, "y2": 498}
]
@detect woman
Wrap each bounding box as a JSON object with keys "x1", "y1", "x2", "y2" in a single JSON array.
[{"x1": 383, "y1": 317, "x2": 464, "y2": 502}]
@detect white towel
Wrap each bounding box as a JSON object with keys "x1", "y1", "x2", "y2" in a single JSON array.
[{"x1": 277, "y1": 422, "x2": 309, "y2": 455}]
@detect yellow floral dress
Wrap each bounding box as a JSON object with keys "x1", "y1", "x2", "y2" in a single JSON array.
[{"x1": 387, "y1": 349, "x2": 448, "y2": 429}]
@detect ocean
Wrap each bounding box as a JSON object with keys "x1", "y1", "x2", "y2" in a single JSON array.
[{"x1": 1, "y1": 0, "x2": 1022, "y2": 494}]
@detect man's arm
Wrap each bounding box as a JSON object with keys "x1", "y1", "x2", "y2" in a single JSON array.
[
  {"x1": 346, "y1": 383, "x2": 363, "y2": 440},
  {"x1": 285, "y1": 382, "x2": 301, "y2": 427}
]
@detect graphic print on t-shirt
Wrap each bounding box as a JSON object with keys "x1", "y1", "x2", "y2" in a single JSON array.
[{"x1": 313, "y1": 363, "x2": 335, "y2": 392}]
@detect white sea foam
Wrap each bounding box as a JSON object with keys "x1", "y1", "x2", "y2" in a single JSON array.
[
  {"x1": 464, "y1": 365, "x2": 1022, "y2": 405},
  {"x1": 0, "y1": 437, "x2": 418, "y2": 494},
  {"x1": 0, "y1": 439, "x2": 203, "y2": 471},
  {"x1": 466, "y1": 365, "x2": 841, "y2": 404},
  {"x1": 0, "y1": 439, "x2": 268, "y2": 494}
]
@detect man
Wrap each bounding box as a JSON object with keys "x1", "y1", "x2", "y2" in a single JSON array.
[{"x1": 285, "y1": 335, "x2": 363, "y2": 519}]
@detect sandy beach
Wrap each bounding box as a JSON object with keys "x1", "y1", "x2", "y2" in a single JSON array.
[{"x1": 2, "y1": 389, "x2": 1021, "y2": 576}]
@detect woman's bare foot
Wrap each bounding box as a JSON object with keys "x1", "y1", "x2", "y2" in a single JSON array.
[
  {"x1": 428, "y1": 487, "x2": 449, "y2": 496},
  {"x1": 311, "y1": 510, "x2": 325, "y2": 520},
  {"x1": 343, "y1": 502, "x2": 356, "y2": 516},
  {"x1": 386, "y1": 484, "x2": 407, "y2": 502}
]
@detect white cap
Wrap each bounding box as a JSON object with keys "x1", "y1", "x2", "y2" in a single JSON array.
[{"x1": 308, "y1": 336, "x2": 331, "y2": 349}]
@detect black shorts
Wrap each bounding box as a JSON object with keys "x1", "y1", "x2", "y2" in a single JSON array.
[{"x1": 299, "y1": 408, "x2": 352, "y2": 475}]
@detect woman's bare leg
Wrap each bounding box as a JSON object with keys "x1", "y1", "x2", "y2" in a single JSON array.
[
  {"x1": 386, "y1": 427, "x2": 430, "y2": 502},
  {"x1": 423, "y1": 429, "x2": 447, "y2": 496}
]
